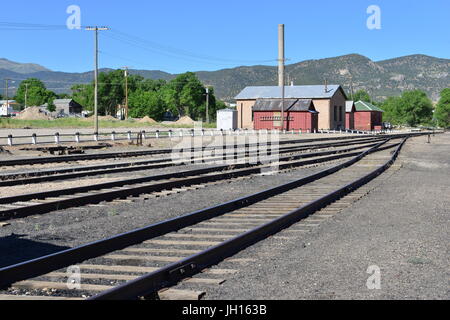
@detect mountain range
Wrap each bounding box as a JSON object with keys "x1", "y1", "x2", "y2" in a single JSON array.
[{"x1": 0, "y1": 54, "x2": 448, "y2": 102}]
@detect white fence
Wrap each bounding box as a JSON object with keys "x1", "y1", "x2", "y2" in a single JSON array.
[{"x1": 0, "y1": 128, "x2": 397, "y2": 147}]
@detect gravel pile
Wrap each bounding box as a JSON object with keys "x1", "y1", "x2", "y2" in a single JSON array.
[{"x1": 16, "y1": 107, "x2": 52, "y2": 120}]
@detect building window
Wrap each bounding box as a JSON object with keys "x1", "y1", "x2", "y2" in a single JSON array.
[
  {"x1": 339, "y1": 106, "x2": 343, "y2": 122},
  {"x1": 334, "y1": 106, "x2": 338, "y2": 122}
]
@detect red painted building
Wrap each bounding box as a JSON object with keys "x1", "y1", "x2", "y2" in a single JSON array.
[
  {"x1": 354, "y1": 101, "x2": 384, "y2": 131},
  {"x1": 345, "y1": 101, "x2": 356, "y2": 130},
  {"x1": 253, "y1": 99, "x2": 318, "y2": 131}
]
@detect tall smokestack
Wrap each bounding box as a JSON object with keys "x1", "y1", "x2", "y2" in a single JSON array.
[
  {"x1": 278, "y1": 24, "x2": 285, "y2": 87},
  {"x1": 278, "y1": 24, "x2": 285, "y2": 131}
]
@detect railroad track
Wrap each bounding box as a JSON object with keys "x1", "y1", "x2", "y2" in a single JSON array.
[
  {"x1": 0, "y1": 136, "x2": 389, "y2": 187},
  {"x1": 0, "y1": 138, "x2": 393, "y2": 222},
  {"x1": 0, "y1": 134, "x2": 394, "y2": 168},
  {"x1": 0, "y1": 138, "x2": 407, "y2": 300}
]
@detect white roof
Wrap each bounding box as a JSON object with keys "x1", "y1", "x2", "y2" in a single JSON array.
[
  {"x1": 346, "y1": 101, "x2": 355, "y2": 113},
  {"x1": 235, "y1": 85, "x2": 343, "y2": 100}
]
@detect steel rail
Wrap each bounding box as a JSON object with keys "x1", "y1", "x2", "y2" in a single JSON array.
[
  {"x1": 0, "y1": 140, "x2": 397, "y2": 222},
  {"x1": 0, "y1": 140, "x2": 381, "y2": 204},
  {"x1": 0, "y1": 136, "x2": 383, "y2": 180},
  {"x1": 0, "y1": 139, "x2": 392, "y2": 290},
  {"x1": 0, "y1": 134, "x2": 384, "y2": 167},
  {"x1": 91, "y1": 138, "x2": 408, "y2": 300},
  {"x1": 0, "y1": 152, "x2": 386, "y2": 221},
  {"x1": 0, "y1": 137, "x2": 389, "y2": 187}
]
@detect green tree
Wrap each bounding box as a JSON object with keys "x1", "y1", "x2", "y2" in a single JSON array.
[
  {"x1": 128, "y1": 89, "x2": 165, "y2": 120},
  {"x1": 434, "y1": 88, "x2": 450, "y2": 128},
  {"x1": 381, "y1": 96, "x2": 403, "y2": 125},
  {"x1": 15, "y1": 78, "x2": 56, "y2": 107},
  {"x1": 194, "y1": 86, "x2": 222, "y2": 122},
  {"x1": 397, "y1": 90, "x2": 433, "y2": 126},
  {"x1": 352, "y1": 90, "x2": 372, "y2": 103},
  {"x1": 97, "y1": 70, "x2": 126, "y2": 116},
  {"x1": 71, "y1": 84, "x2": 94, "y2": 111},
  {"x1": 71, "y1": 70, "x2": 143, "y2": 116},
  {"x1": 140, "y1": 79, "x2": 167, "y2": 92},
  {"x1": 47, "y1": 100, "x2": 56, "y2": 112},
  {"x1": 162, "y1": 72, "x2": 205, "y2": 119},
  {"x1": 381, "y1": 90, "x2": 433, "y2": 126},
  {"x1": 57, "y1": 93, "x2": 71, "y2": 99},
  {"x1": 67, "y1": 70, "x2": 221, "y2": 123}
]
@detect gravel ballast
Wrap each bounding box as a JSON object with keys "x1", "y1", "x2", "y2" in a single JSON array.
[
  {"x1": 201, "y1": 133, "x2": 449, "y2": 300},
  {"x1": 1, "y1": 133, "x2": 446, "y2": 300},
  {"x1": 0, "y1": 161, "x2": 339, "y2": 269}
]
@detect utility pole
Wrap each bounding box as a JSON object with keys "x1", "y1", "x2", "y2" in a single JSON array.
[
  {"x1": 350, "y1": 74, "x2": 354, "y2": 101},
  {"x1": 86, "y1": 26, "x2": 109, "y2": 133},
  {"x1": 278, "y1": 24, "x2": 285, "y2": 131},
  {"x1": 4, "y1": 79, "x2": 11, "y2": 112},
  {"x1": 122, "y1": 66, "x2": 129, "y2": 120},
  {"x1": 205, "y1": 87, "x2": 210, "y2": 124},
  {"x1": 24, "y1": 83, "x2": 29, "y2": 109}
]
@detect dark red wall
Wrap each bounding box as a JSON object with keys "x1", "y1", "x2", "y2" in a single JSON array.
[
  {"x1": 354, "y1": 111, "x2": 383, "y2": 131},
  {"x1": 253, "y1": 111, "x2": 318, "y2": 132},
  {"x1": 346, "y1": 112, "x2": 354, "y2": 130}
]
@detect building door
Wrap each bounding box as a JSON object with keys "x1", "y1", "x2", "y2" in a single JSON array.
[{"x1": 273, "y1": 112, "x2": 281, "y2": 129}]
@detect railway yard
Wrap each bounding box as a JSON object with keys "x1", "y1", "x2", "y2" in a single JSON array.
[{"x1": 0, "y1": 131, "x2": 448, "y2": 300}]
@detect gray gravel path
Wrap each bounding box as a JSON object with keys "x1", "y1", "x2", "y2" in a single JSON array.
[{"x1": 201, "y1": 133, "x2": 449, "y2": 300}]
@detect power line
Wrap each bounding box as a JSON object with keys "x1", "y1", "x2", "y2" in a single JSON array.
[
  {"x1": 110, "y1": 29, "x2": 277, "y2": 64},
  {"x1": 0, "y1": 21, "x2": 70, "y2": 31},
  {"x1": 99, "y1": 50, "x2": 163, "y2": 69},
  {"x1": 105, "y1": 29, "x2": 277, "y2": 65}
]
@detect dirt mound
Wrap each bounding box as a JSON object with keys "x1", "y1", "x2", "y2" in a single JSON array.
[
  {"x1": 175, "y1": 116, "x2": 195, "y2": 125},
  {"x1": 138, "y1": 116, "x2": 157, "y2": 124},
  {"x1": 16, "y1": 107, "x2": 52, "y2": 120},
  {"x1": 98, "y1": 115, "x2": 118, "y2": 121}
]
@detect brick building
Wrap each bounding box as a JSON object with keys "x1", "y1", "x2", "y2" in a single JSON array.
[
  {"x1": 354, "y1": 101, "x2": 384, "y2": 131},
  {"x1": 345, "y1": 101, "x2": 356, "y2": 130},
  {"x1": 235, "y1": 85, "x2": 347, "y2": 130},
  {"x1": 252, "y1": 99, "x2": 318, "y2": 131}
]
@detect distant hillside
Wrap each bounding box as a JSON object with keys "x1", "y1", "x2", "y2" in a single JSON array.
[
  {"x1": 200, "y1": 54, "x2": 449, "y2": 102},
  {"x1": 0, "y1": 58, "x2": 50, "y2": 74},
  {"x1": 0, "y1": 54, "x2": 448, "y2": 102}
]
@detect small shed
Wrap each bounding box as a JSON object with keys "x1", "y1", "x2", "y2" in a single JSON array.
[
  {"x1": 345, "y1": 101, "x2": 356, "y2": 130},
  {"x1": 253, "y1": 99, "x2": 318, "y2": 131},
  {"x1": 354, "y1": 101, "x2": 384, "y2": 131},
  {"x1": 217, "y1": 109, "x2": 238, "y2": 130},
  {"x1": 0, "y1": 100, "x2": 16, "y2": 117},
  {"x1": 53, "y1": 99, "x2": 84, "y2": 117}
]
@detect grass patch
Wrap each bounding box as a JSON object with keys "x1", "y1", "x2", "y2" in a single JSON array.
[{"x1": 0, "y1": 118, "x2": 217, "y2": 129}]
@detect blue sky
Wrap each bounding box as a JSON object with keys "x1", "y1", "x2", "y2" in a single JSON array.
[{"x1": 0, "y1": 0, "x2": 449, "y2": 74}]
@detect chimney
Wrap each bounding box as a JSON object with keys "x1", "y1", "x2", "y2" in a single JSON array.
[
  {"x1": 324, "y1": 79, "x2": 328, "y2": 93},
  {"x1": 278, "y1": 24, "x2": 285, "y2": 87}
]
